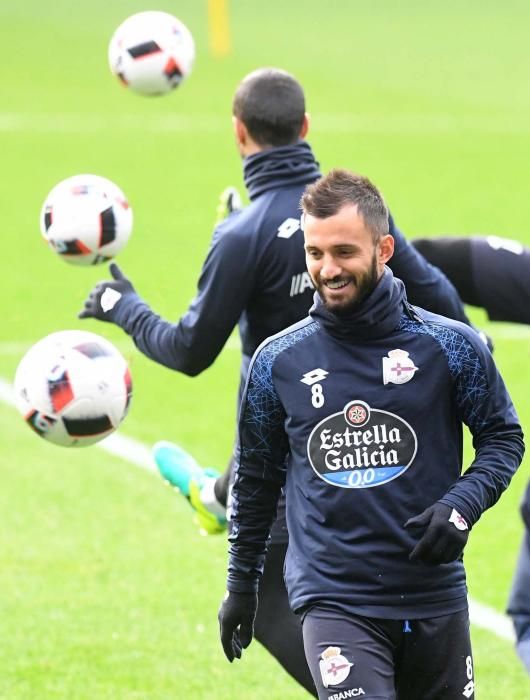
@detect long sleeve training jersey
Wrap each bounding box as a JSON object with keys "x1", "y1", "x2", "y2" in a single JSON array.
[{"x1": 227, "y1": 268, "x2": 524, "y2": 618}]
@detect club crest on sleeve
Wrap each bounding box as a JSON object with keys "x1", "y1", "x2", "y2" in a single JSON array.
[
  {"x1": 382, "y1": 349, "x2": 418, "y2": 385},
  {"x1": 101, "y1": 287, "x2": 122, "y2": 313},
  {"x1": 449, "y1": 508, "x2": 469, "y2": 531},
  {"x1": 319, "y1": 646, "x2": 353, "y2": 687}
]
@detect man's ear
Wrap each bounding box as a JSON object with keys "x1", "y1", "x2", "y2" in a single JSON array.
[
  {"x1": 379, "y1": 234, "x2": 395, "y2": 265},
  {"x1": 300, "y1": 113, "x2": 310, "y2": 139},
  {"x1": 233, "y1": 116, "x2": 248, "y2": 147}
]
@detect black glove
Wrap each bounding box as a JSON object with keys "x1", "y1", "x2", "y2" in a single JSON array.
[
  {"x1": 405, "y1": 503, "x2": 470, "y2": 565},
  {"x1": 218, "y1": 590, "x2": 258, "y2": 662},
  {"x1": 78, "y1": 263, "x2": 135, "y2": 322}
]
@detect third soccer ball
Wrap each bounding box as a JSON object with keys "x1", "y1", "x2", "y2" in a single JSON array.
[
  {"x1": 108, "y1": 11, "x2": 195, "y2": 96},
  {"x1": 14, "y1": 330, "x2": 132, "y2": 447}
]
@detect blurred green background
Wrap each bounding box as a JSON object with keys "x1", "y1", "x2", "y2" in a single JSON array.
[{"x1": 0, "y1": 0, "x2": 529, "y2": 697}]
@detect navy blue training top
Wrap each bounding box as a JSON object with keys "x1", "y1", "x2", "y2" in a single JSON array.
[{"x1": 227, "y1": 269, "x2": 524, "y2": 618}]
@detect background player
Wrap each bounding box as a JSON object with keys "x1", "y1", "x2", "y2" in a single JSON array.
[
  {"x1": 412, "y1": 235, "x2": 530, "y2": 324},
  {"x1": 507, "y1": 482, "x2": 530, "y2": 674}
]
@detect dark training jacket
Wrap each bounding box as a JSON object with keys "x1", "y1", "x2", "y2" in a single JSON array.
[
  {"x1": 227, "y1": 269, "x2": 524, "y2": 618},
  {"x1": 412, "y1": 235, "x2": 530, "y2": 325},
  {"x1": 471, "y1": 236, "x2": 530, "y2": 324}
]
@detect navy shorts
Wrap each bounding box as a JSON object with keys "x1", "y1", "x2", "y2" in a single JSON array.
[{"x1": 302, "y1": 605, "x2": 474, "y2": 700}]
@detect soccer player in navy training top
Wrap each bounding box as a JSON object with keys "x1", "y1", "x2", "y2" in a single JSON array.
[
  {"x1": 79, "y1": 69, "x2": 476, "y2": 696},
  {"x1": 218, "y1": 170, "x2": 524, "y2": 699}
]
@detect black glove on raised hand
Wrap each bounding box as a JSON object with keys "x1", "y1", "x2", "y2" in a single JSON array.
[
  {"x1": 405, "y1": 503, "x2": 470, "y2": 565},
  {"x1": 78, "y1": 263, "x2": 135, "y2": 322},
  {"x1": 218, "y1": 590, "x2": 258, "y2": 662}
]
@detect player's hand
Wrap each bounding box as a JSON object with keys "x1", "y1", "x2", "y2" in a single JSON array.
[
  {"x1": 218, "y1": 590, "x2": 257, "y2": 662},
  {"x1": 78, "y1": 263, "x2": 135, "y2": 322},
  {"x1": 405, "y1": 503, "x2": 469, "y2": 565},
  {"x1": 215, "y1": 186, "x2": 242, "y2": 225}
]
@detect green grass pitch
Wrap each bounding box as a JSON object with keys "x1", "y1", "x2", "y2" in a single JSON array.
[{"x1": 0, "y1": 1, "x2": 529, "y2": 697}]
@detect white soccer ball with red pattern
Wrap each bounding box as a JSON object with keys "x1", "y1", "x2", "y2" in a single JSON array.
[
  {"x1": 108, "y1": 11, "x2": 195, "y2": 96},
  {"x1": 14, "y1": 330, "x2": 132, "y2": 447},
  {"x1": 40, "y1": 174, "x2": 133, "y2": 266}
]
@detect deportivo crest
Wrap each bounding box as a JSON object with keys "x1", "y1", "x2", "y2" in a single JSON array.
[
  {"x1": 307, "y1": 400, "x2": 417, "y2": 488},
  {"x1": 382, "y1": 349, "x2": 418, "y2": 385},
  {"x1": 319, "y1": 646, "x2": 353, "y2": 688},
  {"x1": 449, "y1": 508, "x2": 469, "y2": 531}
]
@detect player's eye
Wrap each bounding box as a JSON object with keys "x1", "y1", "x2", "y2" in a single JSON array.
[{"x1": 336, "y1": 247, "x2": 357, "y2": 257}]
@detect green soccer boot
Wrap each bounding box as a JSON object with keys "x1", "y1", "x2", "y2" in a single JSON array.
[{"x1": 153, "y1": 441, "x2": 227, "y2": 535}]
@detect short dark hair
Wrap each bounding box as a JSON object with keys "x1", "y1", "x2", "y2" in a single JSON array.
[
  {"x1": 301, "y1": 169, "x2": 389, "y2": 242},
  {"x1": 232, "y1": 68, "x2": 305, "y2": 148}
]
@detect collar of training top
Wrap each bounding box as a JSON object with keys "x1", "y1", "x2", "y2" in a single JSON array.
[
  {"x1": 243, "y1": 140, "x2": 321, "y2": 201},
  {"x1": 310, "y1": 267, "x2": 408, "y2": 341}
]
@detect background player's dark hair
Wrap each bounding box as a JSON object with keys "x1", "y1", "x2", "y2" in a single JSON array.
[
  {"x1": 233, "y1": 68, "x2": 306, "y2": 147},
  {"x1": 301, "y1": 169, "x2": 389, "y2": 242}
]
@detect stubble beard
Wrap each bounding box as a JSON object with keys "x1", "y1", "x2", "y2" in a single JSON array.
[{"x1": 320, "y1": 251, "x2": 380, "y2": 317}]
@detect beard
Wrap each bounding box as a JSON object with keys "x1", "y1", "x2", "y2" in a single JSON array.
[{"x1": 318, "y1": 251, "x2": 379, "y2": 317}]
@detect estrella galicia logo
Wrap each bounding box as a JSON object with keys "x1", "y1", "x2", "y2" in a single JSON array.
[{"x1": 307, "y1": 400, "x2": 417, "y2": 488}]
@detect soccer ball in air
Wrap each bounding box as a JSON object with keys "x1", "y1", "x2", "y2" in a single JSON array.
[
  {"x1": 40, "y1": 174, "x2": 133, "y2": 266},
  {"x1": 14, "y1": 330, "x2": 132, "y2": 447},
  {"x1": 108, "y1": 11, "x2": 195, "y2": 96}
]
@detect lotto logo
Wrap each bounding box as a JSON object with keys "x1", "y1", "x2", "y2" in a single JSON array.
[
  {"x1": 277, "y1": 217, "x2": 300, "y2": 238},
  {"x1": 300, "y1": 368, "x2": 328, "y2": 386},
  {"x1": 462, "y1": 680, "x2": 474, "y2": 698}
]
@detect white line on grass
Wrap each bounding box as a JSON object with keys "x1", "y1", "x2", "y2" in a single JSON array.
[
  {"x1": 469, "y1": 598, "x2": 515, "y2": 642},
  {"x1": 0, "y1": 377, "x2": 156, "y2": 473},
  {"x1": 0, "y1": 378, "x2": 16, "y2": 405},
  {"x1": 1, "y1": 112, "x2": 529, "y2": 135},
  {"x1": 0, "y1": 376, "x2": 516, "y2": 643}
]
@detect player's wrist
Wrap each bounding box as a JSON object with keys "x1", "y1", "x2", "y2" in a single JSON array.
[
  {"x1": 226, "y1": 577, "x2": 260, "y2": 594},
  {"x1": 107, "y1": 290, "x2": 141, "y2": 324},
  {"x1": 437, "y1": 498, "x2": 474, "y2": 530}
]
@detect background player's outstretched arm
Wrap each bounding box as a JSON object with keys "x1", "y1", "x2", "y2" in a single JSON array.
[{"x1": 79, "y1": 220, "x2": 257, "y2": 376}]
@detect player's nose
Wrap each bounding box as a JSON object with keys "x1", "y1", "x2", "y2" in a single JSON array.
[{"x1": 320, "y1": 255, "x2": 342, "y2": 280}]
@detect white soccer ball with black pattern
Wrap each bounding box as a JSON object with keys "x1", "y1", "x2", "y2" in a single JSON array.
[
  {"x1": 108, "y1": 11, "x2": 195, "y2": 96},
  {"x1": 40, "y1": 174, "x2": 133, "y2": 266},
  {"x1": 14, "y1": 330, "x2": 132, "y2": 447}
]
